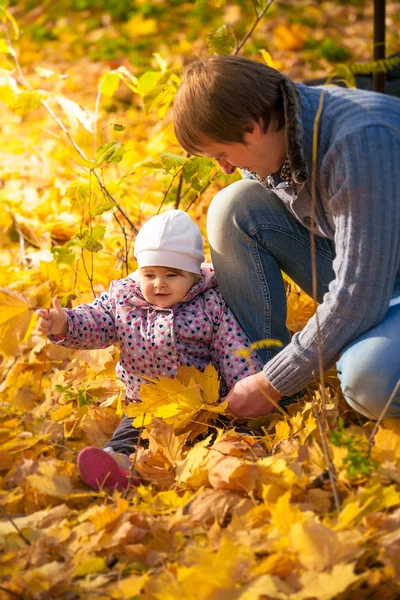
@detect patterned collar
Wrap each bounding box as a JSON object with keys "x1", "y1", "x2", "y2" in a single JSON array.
[{"x1": 249, "y1": 158, "x2": 292, "y2": 188}]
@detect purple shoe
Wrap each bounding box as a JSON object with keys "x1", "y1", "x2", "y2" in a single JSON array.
[{"x1": 77, "y1": 446, "x2": 140, "y2": 491}]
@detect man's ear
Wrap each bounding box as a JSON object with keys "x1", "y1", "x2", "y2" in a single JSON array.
[{"x1": 248, "y1": 120, "x2": 265, "y2": 138}]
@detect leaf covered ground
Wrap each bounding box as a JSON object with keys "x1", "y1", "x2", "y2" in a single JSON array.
[{"x1": 1, "y1": 0, "x2": 400, "y2": 598}]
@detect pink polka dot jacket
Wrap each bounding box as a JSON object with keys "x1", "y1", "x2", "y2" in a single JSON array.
[{"x1": 49, "y1": 263, "x2": 263, "y2": 400}]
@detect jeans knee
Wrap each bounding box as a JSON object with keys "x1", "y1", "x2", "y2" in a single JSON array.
[
  {"x1": 207, "y1": 180, "x2": 276, "y2": 252},
  {"x1": 338, "y1": 352, "x2": 400, "y2": 420}
]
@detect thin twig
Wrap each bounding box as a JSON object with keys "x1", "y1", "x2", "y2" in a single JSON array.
[
  {"x1": 311, "y1": 400, "x2": 341, "y2": 513},
  {"x1": 310, "y1": 88, "x2": 328, "y2": 411},
  {"x1": 157, "y1": 166, "x2": 185, "y2": 215},
  {"x1": 0, "y1": 505, "x2": 31, "y2": 546},
  {"x1": 235, "y1": 0, "x2": 274, "y2": 55},
  {"x1": 184, "y1": 174, "x2": 218, "y2": 212},
  {"x1": 310, "y1": 91, "x2": 341, "y2": 514},
  {"x1": 367, "y1": 378, "x2": 400, "y2": 456},
  {"x1": 112, "y1": 210, "x2": 130, "y2": 277},
  {"x1": 174, "y1": 169, "x2": 184, "y2": 209}
]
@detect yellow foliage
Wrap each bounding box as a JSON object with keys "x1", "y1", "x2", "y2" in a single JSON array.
[
  {"x1": 269, "y1": 491, "x2": 304, "y2": 535},
  {"x1": 0, "y1": 288, "x2": 34, "y2": 356},
  {"x1": 0, "y1": 4, "x2": 398, "y2": 599},
  {"x1": 126, "y1": 365, "x2": 227, "y2": 429}
]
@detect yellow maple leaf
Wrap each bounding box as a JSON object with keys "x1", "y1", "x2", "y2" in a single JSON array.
[
  {"x1": 148, "y1": 416, "x2": 188, "y2": 465},
  {"x1": 126, "y1": 365, "x2": 227, "y2": 429},
  {"x1": 175, "y1": 434, "x2": 214, "y2": 488},
  {"x1": 293, "y1": 562, "x2": 361, "y2": 600},
  {"x1": 269, "y1": 491, "x2": 304, "y2": 535},
  {"x1": 0, "y1": 287, "x2": 34, "y2": 356},
  {"x1": 336, "y1": 481, "x2": 400, "y2": 529},
  {"x1": 27, "y1": 462, "x2": 73, "y2": 497},
  {"x1": 288, "y1": 520, "x2": 363, "y2": 571}
]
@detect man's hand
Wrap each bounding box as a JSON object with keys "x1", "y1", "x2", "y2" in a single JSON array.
[
  {"x1": 226, "y1": 372, "x2": 282, "y2": 418},
  {"x1": 36, "y1": 298, "x2": 69, "y2": 337}
]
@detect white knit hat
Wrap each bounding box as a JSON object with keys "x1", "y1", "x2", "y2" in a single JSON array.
[{"x1": 134, "y1": 210, "x2": 205, "y2": 274}]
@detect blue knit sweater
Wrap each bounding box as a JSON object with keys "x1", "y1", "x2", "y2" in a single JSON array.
[{"x1": 253, "y1": 83, "x2": 400, "y2": 395}]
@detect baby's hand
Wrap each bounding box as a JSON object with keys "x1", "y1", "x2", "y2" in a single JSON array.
[{"x1": 36, "y1": 298, "x2": 68, "y2": 336}]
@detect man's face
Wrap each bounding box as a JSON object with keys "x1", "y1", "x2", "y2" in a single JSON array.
[
  {"x1": 198, "y1": 122, "x2": 286, "y2": 178},
  {"x1": 139, "y1": 266, "x2": 197, "y2": 308}
]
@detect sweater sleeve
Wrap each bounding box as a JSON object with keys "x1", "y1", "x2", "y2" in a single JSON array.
[
  {"x1": 263, "y1": 125, "x2": 400, "y2": 395},
  {"x1": 210, "y1": 291, "x2": 264, "y2": 389},
  {"x1": 49, "y1": 283, "x2": 119, "y2": 350}
]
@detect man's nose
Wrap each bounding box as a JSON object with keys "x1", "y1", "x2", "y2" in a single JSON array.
[{"x1": 216, "y1": 158, "x2": 237, "y2": 175}]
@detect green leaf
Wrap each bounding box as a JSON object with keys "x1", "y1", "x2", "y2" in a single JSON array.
[
  {"x1": 113, "y1": 123, "x2": 125, "y2": 131},
  {"x1": 89, "y1": 200, "x2": 115, "y2": 217},
  {"x1": 13, "y1": 89, "x2": 47, "y2": 115},
  {"x1": 77, "y1": 232, "x2": 103, "y2": 253},
  {"x1": 52, "y1": 245, "x2": 76, "y2": 265},
  {"x1": 160, "y1": 152, "x2": 187, "y2": 173},
  {"x1": 140, "y1": 70, "x2": 177, "y2": 114},
  {"x1": 91, "y1": 225, "x2": 106, "y2": 240},
  {"x1": 207, "y1": 25, "x2": 236, "y2": 55},
  {"x1": 94, "y1": 141, "x2": 126, "y2": 165},
  {"x1": 139, "y1": 161, "x2": 163, "y2": 171},
  {"x1": 99, "y1": 71, "x2": 120, "y2": 96},
  {"x1": 137, "y1": 70, "x2": 162, "y2": 98},
  {"x1": 65, "y1": 180, "x2": 91, "y2": 205},
  {"x1": 183, "y1": 157, "x2": 214, "y2": 192}
]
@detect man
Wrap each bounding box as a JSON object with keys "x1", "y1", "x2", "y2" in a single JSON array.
[{"x1": 173, "y1": 55, "x2": 400, "y2": 420}]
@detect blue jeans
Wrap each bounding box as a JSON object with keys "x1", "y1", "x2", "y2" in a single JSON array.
[{"x1": 207, "y1": 180, "x2": 400, "y2": 419}]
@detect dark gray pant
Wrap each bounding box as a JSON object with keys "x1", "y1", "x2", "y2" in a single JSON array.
[{"x1": 104, "y1": 417, "x2": 141, "y2": 456}]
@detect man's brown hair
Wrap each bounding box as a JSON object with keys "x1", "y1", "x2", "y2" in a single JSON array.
[{"x1": 173, "y1": 55, "x2": 286, "y2": 155}]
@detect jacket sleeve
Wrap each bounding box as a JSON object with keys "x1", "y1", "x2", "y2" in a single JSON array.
[
  {"x1": 263, "y1": 125, "x2": 400, "y2": 395},
  {"x1": 209, "y1": 291, "x2": 264, "y2": 390},
  {"x1": 49, "y1": 283, "x2": 119, "y2": 349}
]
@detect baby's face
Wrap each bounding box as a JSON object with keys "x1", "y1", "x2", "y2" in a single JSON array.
[{"x1": 139, "y1": 266, "x2": 198, "y2": 308}]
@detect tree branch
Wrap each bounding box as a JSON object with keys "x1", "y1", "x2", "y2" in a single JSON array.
[
  {"x1": 0, "y1": 505, "x2": 31, "y2": 546},
  {"x1": 235, "y1": 0, "x2": 274, "y2": 55}
]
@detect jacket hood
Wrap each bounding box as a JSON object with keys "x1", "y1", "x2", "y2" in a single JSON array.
[
  {"x1": 127, "y1": 263, "x2": 218, "y2": 308},
  {"x1": 280, "y1": 77, "x2": 309, "y2": 185}
]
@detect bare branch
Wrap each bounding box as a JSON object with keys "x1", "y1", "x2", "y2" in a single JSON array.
[
  {"x1": 311, "y1": 399, "x2": 341, "y2": 513},
  {"x1": 309, "y1": 91, "x2": 341, "y2": 514},
  {"x1": 174, "y1": 169, "x2": 184, "y2": 209},
  {"x1": 157, "y1": 166, "x2": 185, "y2": 215},
  {"x1": 0, "y1": 505, "x2": 31, "y2": 546},
  {"x1": 310, "y1": 89, "x2": 328, "y2": 411},
  {"x1": 235, "y1": 0, "x2": 274, "y2": 56}
]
